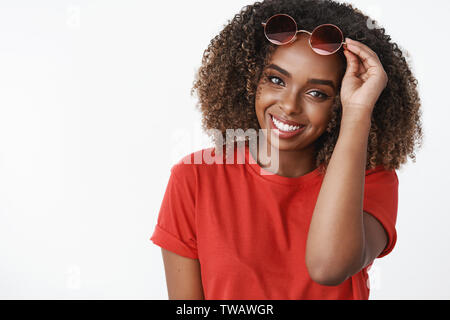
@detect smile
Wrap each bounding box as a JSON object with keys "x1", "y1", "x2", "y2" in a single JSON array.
[{"x1": 269, "y1": 114, "x2": 306, "y2": 139}]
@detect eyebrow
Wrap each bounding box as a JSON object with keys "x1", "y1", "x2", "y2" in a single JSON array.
[{"x1": 266, "y1": 64, "x2": 336, "y2": 90}]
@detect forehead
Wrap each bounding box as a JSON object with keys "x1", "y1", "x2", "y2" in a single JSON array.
[{"x1": 267, "y1": 35, "x2": 344, "y2": 82}]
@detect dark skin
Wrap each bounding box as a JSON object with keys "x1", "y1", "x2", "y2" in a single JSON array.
[
  {"x1": 254, "y1": 33, "x2": 345, "y2": 178},
  {"x1": 160, "y1": 35, "x2": 390, "y2": 297},
  {"x1": 253, "y1": 34, "x2": 390, "y2": 286}
]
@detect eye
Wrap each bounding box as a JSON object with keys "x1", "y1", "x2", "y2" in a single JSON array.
[
  {"x1": 266, "y1": 75, "x2": 285, "y2": 87},
  {"x1": 308, "y1": 90, "x2": 330, "y2": 100}
]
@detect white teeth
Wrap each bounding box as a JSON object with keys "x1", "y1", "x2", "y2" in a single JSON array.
[{"x1": 272, "y1": 116, "x2": 301, "y2": 132}]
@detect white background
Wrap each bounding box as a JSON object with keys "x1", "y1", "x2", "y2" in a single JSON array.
[{"x1": 0, "y1": 0, "x2": 448, "y2": 300}]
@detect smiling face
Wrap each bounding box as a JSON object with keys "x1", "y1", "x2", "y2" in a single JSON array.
[{"x1": 255, "y1": 33, "x2": 345, "y2": 153}]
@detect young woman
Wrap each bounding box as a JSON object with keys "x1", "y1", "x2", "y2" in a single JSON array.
[{"x1": 150, "y1": 0, "x2": 423, "y2": 300}]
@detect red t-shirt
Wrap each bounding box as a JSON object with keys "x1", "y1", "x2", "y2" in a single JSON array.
[{"x1": 150, "y1": 141, "x2": 399, "y2": 300}]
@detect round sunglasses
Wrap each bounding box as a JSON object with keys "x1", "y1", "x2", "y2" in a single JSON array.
[{"x1": 261, "y1": 14, "x2": 347, "y2": 55}]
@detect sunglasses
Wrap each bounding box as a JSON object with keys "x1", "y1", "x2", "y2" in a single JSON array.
[{"x1": 261, "y1": 14, "x2": 347, "y2": 55}]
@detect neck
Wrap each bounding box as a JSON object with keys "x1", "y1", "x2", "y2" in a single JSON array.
[{"x1": 249, "y1": 138, "x2": 317, "y2": 178}]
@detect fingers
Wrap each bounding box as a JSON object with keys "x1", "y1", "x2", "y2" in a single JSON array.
[
  {"x1": 343, "y1": 48, "x2": 360, "y2": 76},
  {"x1": 344, "y1": 38, "x2": 381, "y2": 72},
  {"x1": 343, "y1": 47, "x2": 369, "y2": 80}
]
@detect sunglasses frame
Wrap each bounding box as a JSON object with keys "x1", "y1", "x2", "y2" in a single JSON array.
[{"x1": 261, "y1": 14, "x2": 347, "y2": 56}]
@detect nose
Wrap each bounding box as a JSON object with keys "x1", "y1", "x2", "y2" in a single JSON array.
[{"x1": 279, "y1": 91, "x2": 302, "y2": 115}]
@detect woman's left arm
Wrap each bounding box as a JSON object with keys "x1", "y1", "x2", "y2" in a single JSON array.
[{"x1": 305, "y1": 38, "x2": 389, "y2": 286}]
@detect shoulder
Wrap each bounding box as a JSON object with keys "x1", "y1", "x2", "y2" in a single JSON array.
[
  {"x1": 364, "y1": 165, "x2": 399, "y2": 199},
  {"x1": 170, "y1": 142, "x2": 245, "y2": 182},
  {"x1": 365, "y1": 164, "x2": 398, "y2": 182},
  {"x1": 170, "y1": 144, "x2": 226, "y2": 179}
]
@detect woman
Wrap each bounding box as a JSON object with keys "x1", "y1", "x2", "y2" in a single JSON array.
[{"x1": 150, "y1": 0, "x2": 423, "y2": 300}]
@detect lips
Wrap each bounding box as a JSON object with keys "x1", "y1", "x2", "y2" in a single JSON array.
[
  {"x1": 270, "y1": 113, "x2": 305, "y2": 127},
  {"x1": 269, "y1": 113, "x2": 306, "y2": 139}
]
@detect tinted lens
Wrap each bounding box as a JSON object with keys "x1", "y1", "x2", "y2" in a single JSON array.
[
  {"x1": 310, "y1": 24, "x2": 343, "y2": 55},
  {"x1": 265, "y1": 15, "x2": 297, "y2": 45}
]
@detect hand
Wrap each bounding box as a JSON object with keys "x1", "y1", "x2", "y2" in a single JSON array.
[{"x1": 340, "y1": 38, "x2": 388, "y2": 114}]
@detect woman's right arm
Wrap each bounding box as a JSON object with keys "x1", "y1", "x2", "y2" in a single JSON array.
[{"x1": 161, "y1": 248, "x2": 205, "y2": 300}]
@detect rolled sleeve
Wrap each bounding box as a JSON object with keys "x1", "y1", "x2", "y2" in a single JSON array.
[
  {"x1": 363, "y1": 166, "x2": 399, "y2": 259},
  {"x1": 150, "y1": 163, "x2": 198, "y2": 259}
]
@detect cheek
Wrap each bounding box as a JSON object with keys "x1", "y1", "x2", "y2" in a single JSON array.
[
  {"x1": 254, "y1": 85, "x2": 267, "y2": 127},
  {"x1": 307, "y1": 107, "x2": 330, "y2": 123},
  {"x1": 254, "y1": 85, "x2": 271, "y2": 117},
  {"x1": 306, "y1": 106, "x2": 334, "y2": 132}
]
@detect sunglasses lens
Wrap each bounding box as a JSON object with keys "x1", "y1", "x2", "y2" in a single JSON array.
[
  {"x1": 310, "y1": 25, "x2": 343, "y2": 55},
  {"x1": 265, "y1": 15, "x2": 297, "y2": 45}
]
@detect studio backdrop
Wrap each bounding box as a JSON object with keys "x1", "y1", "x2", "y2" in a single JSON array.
[{"x1": 0, "y1": 0, "x2": 448, "y2": 300}]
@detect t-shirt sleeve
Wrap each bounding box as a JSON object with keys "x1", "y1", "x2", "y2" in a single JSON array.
[
  {"x1": 363, "y1": 166, "x2": 399, "y2": 259},
  {"x1": 150, "y1": 163, "x2": 198, "y2": 259}
]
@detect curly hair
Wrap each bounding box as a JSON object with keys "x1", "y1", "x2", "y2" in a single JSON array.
[{"x1": 190, "y1": 0, "x2": 423, "y2": 173}]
